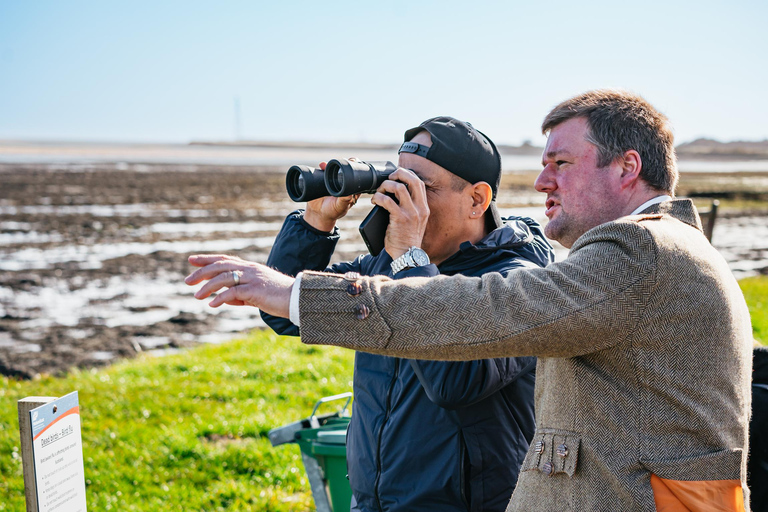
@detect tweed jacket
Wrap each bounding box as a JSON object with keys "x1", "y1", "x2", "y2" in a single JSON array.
[{"x1": 296, "y1": 199, "x2": 753, "y2": 511}]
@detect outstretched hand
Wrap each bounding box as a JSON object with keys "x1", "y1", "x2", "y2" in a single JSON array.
[{"x1": 185, "y1": 254, "x2": 294, "y2": 318}]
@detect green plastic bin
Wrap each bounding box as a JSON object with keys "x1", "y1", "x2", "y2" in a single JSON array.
[{"x1": 268, "y1": 393, "x2": 353, "y2": 512}]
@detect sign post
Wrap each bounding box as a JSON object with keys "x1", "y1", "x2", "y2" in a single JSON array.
[{"x1": 18, "y1": 392, "x2": 87, "y2": 512}]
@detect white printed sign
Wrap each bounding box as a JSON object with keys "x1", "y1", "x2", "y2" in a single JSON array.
[{"x1": 30, "y1": 391, "x2": 87, "y2": 512}]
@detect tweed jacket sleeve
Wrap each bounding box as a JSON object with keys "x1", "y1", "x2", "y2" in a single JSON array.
[
  {"x1": 261, "y1": 210, "x2": 340, "y2": 337},
  {"x1": 297, "y1": 214, "x2": 658, "y2": 360}
]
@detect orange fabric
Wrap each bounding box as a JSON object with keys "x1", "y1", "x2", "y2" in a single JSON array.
[{"x1": 650, "y1": 474, "x2": 745, "y2": 512}]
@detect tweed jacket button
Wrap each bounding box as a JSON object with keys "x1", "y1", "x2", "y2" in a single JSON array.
[
  {"x1": 355, "y1": 304, "x2": 370, "y2": 320},
  {"x1": 557, "y1": 444, "x2": 568, "y2": 458},
  {"x1": 343, "y1": 272, "x2": 361, "y2": 282},
  {"x1": 347, "y1": 282, "x2": 362, "y2": 297},
  {"x1": 534, "y1": 440, "x2": 545, "y2": 454},
  {"x1": 542, "y1": 462, "x2": 553, "y2": 476}
]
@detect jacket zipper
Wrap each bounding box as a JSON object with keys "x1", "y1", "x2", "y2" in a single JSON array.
[{"x1": 373, "y1": 358, "x2": 400, "y2": 512}]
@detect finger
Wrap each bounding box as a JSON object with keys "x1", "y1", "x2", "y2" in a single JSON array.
[
  {"x1": 341, "y1": 193, "x2": 361, "y2": 206},
  {"x1": 371, "y1": 190, "x2": 402, "y2": 213},
  {"x1": 393, "y1": 168, "x2": 429, "y2": 215},
  {"x1": 327, "y1": 195, "x2": 358, "y2": 217},
  {"x1": 188, "y1": 254, "x2": 232, "y2": 267},
  {"x1": 186, "y1": 260, "x2": 242, "y2": 286},
  {"x1": 188, "y1": 254, "x2": 245, "y2": 272},
  {"x1": 389, "y1": 167, "x2": 421, "y2": 186},
  {"x1": 193, "y1": 269, "x2": 239, "y2": 299},
  {"x1": 208, "y1": 287, "x2": 245, "y2": 308},
  {"x1": 390, "y1": 168, "x2": 427, "y2": 199},
  {"x1": 376, "y1": 180, "x2": 414, "y2": 210}
]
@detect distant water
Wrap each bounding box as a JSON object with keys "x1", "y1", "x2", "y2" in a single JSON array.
[{"x1": 2, "y1": 140, "x2": 767, "y2": 173}]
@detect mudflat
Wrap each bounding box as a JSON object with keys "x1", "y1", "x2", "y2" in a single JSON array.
[
  {"x1": 1, "y1": 164, "x2": 295, "y2": 378},
  {"x1": 1, "y1": 162, "x2": 766, "y2": 378}
]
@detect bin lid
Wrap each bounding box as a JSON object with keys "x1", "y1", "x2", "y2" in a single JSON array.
[{"x1": 315, "y1": 428, "x2": 347, "y2": 446}]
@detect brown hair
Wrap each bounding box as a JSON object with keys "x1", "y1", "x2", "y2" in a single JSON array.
[{"x1": 542, "y1": 89, "x2": 678, "y2": 194}]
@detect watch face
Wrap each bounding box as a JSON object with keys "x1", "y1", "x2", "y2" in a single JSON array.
[{"x1": 412, "y1": 248, "x2": 430, "y2": 266}]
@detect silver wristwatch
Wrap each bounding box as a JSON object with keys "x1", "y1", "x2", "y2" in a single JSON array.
[{"x1": 390, "y1": 246, "x2": 430, "y2": 274}]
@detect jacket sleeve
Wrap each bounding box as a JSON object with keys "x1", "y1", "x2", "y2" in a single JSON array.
[
  {"x1": 261, "y1": 210, "x2": 359, "y2": 336},
  {"x1": 266, "y1": 210, "x2": 340, "y2": 276},
  {"x1": 297, "y1": 219, "x2": 657, "y2": 360},
  {"x1": 407, "y1": 259, "x2": 536, "y2": 409},
  {"x1": 410, "y1": 356, "x2": 536, "y2": 409}
]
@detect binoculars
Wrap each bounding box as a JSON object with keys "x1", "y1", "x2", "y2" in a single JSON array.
[{"x1": 286, "y1": 158, "x2": 398, "y2": 202}]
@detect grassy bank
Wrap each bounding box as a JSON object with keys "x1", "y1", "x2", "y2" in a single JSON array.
[
  {"x1": 741, "y1": 275, "x2": 768, "y2": 344},
  {"x1": 1, "y1": 276, "x2": 766, "y2": 510},
  {"x1": 0, "y1": 333, "x2": 354, "y2": 511}
]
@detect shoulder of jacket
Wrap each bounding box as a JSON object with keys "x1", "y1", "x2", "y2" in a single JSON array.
[
  {"x1": 571, "y1": 214, "x2": 660, "y2": 255},
  {"x1": 607, "y1": 213, "x2": 667, "y2": 234}
]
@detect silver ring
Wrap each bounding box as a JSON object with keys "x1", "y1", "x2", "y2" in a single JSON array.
[{"x1": 232, "y1": 270, "x2": 241, "y2": 286}]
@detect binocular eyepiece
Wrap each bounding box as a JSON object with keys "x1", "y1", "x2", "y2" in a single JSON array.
[{"x1": 286, "y1": 159, "x2": 398, "y2": 202}]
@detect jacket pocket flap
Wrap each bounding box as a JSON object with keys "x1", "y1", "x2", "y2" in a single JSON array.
[{"x1": 641, "y1": 448, "x2": 743, "y2": 481}]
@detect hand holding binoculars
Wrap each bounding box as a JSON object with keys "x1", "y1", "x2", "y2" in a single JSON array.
[{"x1": 285, "y1": 159, "x2": 397, "y2": 202}]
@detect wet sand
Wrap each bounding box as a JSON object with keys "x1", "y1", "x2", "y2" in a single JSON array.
[{"x1": 1, "y1": 162, "x2": 766, "y2": 378}]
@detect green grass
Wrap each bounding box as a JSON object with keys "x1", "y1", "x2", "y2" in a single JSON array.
[
  {"x1": 741, "y1": 275, "x2": 768, "y2": 345},
  {"x1": 0, "y1": 331, "x2": 354, "y2": 511},
  {"x1": 1, "y1": 277, "x2": 766, "y2": 510}
]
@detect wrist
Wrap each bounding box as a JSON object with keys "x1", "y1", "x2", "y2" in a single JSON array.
[
  {"x1": 388, "y1": 247, "x2": 408, "y2": 260},
  {"x1": 303, "y1": 209, "x2": 337, "y2": 233},
  {"x1": 387, "y1": 238, "x2": 425, "y2": 261}
]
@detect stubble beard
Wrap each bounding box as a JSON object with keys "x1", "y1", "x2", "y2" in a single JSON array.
[
  {"x1": 544, "y1": 213, "x2": 578, "y2": 249},
  {"x1": 546, "y1": 203, "x2": 622, "y2": 249}
]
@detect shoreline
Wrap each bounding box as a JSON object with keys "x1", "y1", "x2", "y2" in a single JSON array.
[{"x1": 3, "y1": 140, "x2": 768, "y2": 173}]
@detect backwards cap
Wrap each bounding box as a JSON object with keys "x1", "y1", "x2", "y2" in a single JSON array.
[{"x1": 399, "y1": 116, "x2": 503, "y2": 229}]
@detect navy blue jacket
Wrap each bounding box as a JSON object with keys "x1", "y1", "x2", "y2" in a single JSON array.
[{"x1": 263, "y1": 211, "x2": 554, "y2": 512}]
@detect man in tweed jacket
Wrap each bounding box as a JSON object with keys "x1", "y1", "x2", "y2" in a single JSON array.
[{"x1": 187, "y1": 90, "x2": 753, "y2": 511}]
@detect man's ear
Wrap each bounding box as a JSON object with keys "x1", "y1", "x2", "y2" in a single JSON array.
[
  {"x1": 619, "y1": 150, "x2": 643, "y2": 190},
  {"x1": 470, "y1": 182, "x2": 493, "y2": 217}
]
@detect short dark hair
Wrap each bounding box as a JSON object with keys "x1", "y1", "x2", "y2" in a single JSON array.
[
  {"x1": 446, "y1": 170, "x2": 471, "y2": 193},
  {"x1": 542, "y1": 89, "x2": 678, "y2": 194}
]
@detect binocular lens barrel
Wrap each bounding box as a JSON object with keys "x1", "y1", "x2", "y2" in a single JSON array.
[
  {"x1": 324, "y1": 167, "x2": 344, "y2": 196},
  {"x1": 285, "y1": 165, "x2": 328, "y2": 202},
  {"x1": 324, "y1": 159, "x2": 397, "y2": 197},
  {"x1": 286, "y1": 159, "x2": 398, "y2": 202}
]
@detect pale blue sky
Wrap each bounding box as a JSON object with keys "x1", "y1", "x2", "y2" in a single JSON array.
[{"x1": 1, "y1": 0, "x2": 766, "y2": 146}]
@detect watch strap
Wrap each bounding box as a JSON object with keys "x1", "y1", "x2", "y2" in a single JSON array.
[{"x1": 390, "y1": 247, "x2": 428, "y2": 274}]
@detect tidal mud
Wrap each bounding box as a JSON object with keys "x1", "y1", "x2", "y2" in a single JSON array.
[{"x1": 1, "y1": 163, "x2": 766, "y2": 378}]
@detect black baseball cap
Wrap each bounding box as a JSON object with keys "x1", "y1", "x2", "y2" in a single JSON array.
[{"x1": 399, "y1": 116, "x2": 503, "y2": 230}]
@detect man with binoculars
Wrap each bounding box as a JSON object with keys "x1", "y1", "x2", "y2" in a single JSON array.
[{"x1": 260, "y1": 116, "x2": 554, "y2": 512}]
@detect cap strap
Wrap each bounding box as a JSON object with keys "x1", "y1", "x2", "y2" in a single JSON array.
[{"x1": 398, "y1": 141, "x2": 430, "y2": 158}]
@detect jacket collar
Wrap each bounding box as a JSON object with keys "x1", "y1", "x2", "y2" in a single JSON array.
[
  {"x1": 437, "y1": 218, "x2": 545, "y2": 274},
  {"x1": 641, "y1": 198, "x2": 703, "y2": 232}
]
